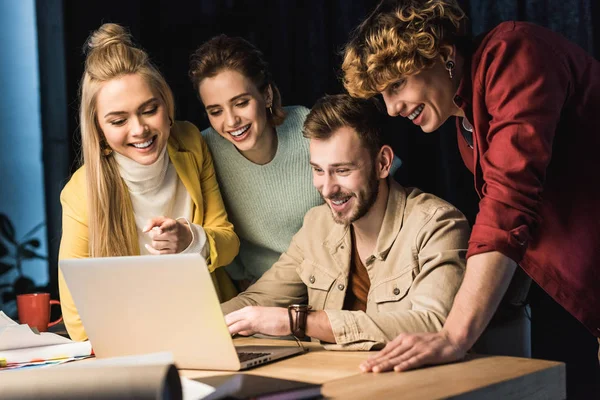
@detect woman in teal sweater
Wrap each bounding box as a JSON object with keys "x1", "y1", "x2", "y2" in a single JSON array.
[{"x1": 189, "y1": 35, "x2": 323, "y2": 290}]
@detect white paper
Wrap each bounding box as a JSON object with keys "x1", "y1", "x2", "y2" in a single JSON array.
[
  {"x1": 0, "y1": 311, "x2": 93, "y2": 365},
  {"x1": 1, "y1": 341, "x2": 93, "y2": 364},
  {"x1": 1, "y1": 356, "x2": 87, "y2": 371},
  {"x1": 0, "y1": 311, "x2": 75, "y2": 351},
  {"x1": 0, "y1": 326, "x2": 75, "y2": 351}
]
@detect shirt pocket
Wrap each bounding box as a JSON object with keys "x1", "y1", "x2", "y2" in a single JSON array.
[
  {"x1": 297, "y1": 260, "x2": 337, "y2": 309},
  {"x1": 370, "y1": 267, "x2": 415, "y2": 311}
]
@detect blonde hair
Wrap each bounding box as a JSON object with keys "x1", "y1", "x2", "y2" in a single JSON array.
[
  {"x1": 189, "y1": 35, "x2": 286, "y2": 126},
  {"x1": 342, "y1": 0, "x2": 467, "y2": 98},
  {"x1": 79, "y1": 23, "x2": 175, "y2": 257}
]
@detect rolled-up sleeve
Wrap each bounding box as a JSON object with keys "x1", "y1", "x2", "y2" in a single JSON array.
[
  {"x1": 468, "y1": 29, "x2": 570, "y2": 262},
  {"x1": 221, "y1": 232, "x2": 308, "y2": 315}
]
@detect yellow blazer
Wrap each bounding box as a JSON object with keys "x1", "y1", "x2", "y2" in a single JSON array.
[{"x1": 58, "y1": 121, "x2": 239, "y2": 341}]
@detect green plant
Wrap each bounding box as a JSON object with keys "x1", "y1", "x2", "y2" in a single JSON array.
[{"x1": 0, "y1": 213, "x2": 47, "y2": 305}]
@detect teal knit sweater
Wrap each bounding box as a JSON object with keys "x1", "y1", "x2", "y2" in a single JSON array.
[{"x1": 202, "y1": 106, "x2": 323, "y2": 282}]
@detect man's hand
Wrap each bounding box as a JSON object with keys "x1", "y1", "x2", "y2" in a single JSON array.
[
  {"x1": 143, "y1": 217, "x2": 192, "y2": 254},
  {"x1": 225, "y1": 306, "x2": 290, "y2": 337},
  {"x1": 359, "y1": 330, "x2": 466, "y2": 373}
]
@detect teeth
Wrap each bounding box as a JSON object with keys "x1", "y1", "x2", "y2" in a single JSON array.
[
  {"x1": 332, "y1": 197, "x2": 350, "y2": 206},
  {"x1": 408, "y1": 104, "x2": 424, "y2": 121},
  {"x1": 230, "y1": 125, "x2": 250, "y2": 137},
  {"x1": 132, "y1": 137, "x2": 154, "y2": 149}
]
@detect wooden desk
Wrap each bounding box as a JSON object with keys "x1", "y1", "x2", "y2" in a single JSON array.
[{"x1": 181, "y1": 337, "x2": 566, "y2": 399}]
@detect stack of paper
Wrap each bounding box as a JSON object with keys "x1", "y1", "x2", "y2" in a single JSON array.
[{"x1": 0, "y1": 311, "x2": 92, "y2": 369}]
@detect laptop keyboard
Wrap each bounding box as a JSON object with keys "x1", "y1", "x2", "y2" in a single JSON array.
[{"x1": 237, "y1": 351, "x2": 272, "y2": 362}]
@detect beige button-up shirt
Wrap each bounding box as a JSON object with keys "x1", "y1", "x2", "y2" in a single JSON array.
[{"x1": 222, "y1": 180, "x2": 469, "y2": 350}]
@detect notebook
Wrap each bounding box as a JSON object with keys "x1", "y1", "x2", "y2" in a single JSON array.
[
  {"x1": 59, "y1": 254, "x2": 305, "y2": 370},
  {"x1": 196, "y1": 373, "x2": 322, "y2": 400}
]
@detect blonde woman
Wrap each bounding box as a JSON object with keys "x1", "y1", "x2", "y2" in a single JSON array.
[{"x1": 58, "y1": 23, "x2": 239, "y2": 341}]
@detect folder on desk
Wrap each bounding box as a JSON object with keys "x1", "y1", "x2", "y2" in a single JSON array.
[{"x1": 0, "y1": 311, "x2": 92, "y2": 367}]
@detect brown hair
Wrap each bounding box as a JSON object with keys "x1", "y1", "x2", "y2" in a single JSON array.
[
  {"x1": 79, "y1": 23, "x2": 175, "y2": 257},
  {"x1": 342, "y1": 0, "x2": 467, "y2": 98},
  {"x1": 303, "y1": 94, "x2": 386, "y2": 159},
  {"x1": 189, "y1": 35, "x2": 286, "y2": 126}
]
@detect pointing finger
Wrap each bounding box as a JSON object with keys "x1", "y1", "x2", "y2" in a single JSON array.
[{"x1": 143, "y1": 216, "x2": 167, "y2": 232}]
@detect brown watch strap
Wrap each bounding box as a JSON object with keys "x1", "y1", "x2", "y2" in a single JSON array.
[{"x1": 288, "y1": 304, "x2": 312, "y2": 339}]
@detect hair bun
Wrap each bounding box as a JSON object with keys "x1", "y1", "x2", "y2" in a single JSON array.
[{"x1": 84, "y1": 23, "x2": 134, "y2": 54}]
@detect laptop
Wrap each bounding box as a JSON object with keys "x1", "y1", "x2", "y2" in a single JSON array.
[{"x1": 59, "y1": 254, "x2": 305, "y2": 370}]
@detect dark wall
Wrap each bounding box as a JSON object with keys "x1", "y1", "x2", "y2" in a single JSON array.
[
  {"x1": 62, "y1": 0, "x2": 473, "y2": 210},
  {"x1": 63, "y1": 0, "x2": 379, "y2": 165},
  {"x1": 51, "y1": 0, "x2": 598, "y2": 296},
  {"x1": 61, "y1": 0, "x2": 598, "y2": 210}
]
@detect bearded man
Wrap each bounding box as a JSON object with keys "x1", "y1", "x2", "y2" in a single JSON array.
[{"x1": 221, "y1": 94, "x2": 469, "y2": 350}]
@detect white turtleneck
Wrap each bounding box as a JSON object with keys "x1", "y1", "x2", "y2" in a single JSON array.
[{"x1": 113, "y1": 145, "x2": 208, "y2": 258}]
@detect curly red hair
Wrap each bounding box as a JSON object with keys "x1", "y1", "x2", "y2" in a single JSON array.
[{"x1": 342, "y1": 0, "x2": 467, "y2": 98}]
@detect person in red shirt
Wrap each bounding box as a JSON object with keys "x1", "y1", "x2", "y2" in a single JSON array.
[{"x1": 342, "y1": 0, "x2": 600, "y2": 397}]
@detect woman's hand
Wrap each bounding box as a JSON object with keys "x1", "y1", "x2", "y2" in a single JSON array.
[{"x1": 143, "y1": 216, "x2": 192, "y2": 254}]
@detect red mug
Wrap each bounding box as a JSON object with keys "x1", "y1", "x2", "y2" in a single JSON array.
[{"x1": 16, "y1": 293, "x2": 63, "y2": 332}]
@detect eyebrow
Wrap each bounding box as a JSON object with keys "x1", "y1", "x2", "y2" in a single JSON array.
[
  {"x1": 309, "y1": 161, "x2": 357, "y2": 168},
  {"x1": 205, "y1": 93, "x2": 251, "y2": 110},
  {"x1": 103, "y1": 98, "x2": 158, "y2": 119}
]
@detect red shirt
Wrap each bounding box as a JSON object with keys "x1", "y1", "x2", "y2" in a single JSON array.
[{"x1": 455, "y1": 21, "x2": 600, "y2": 336}]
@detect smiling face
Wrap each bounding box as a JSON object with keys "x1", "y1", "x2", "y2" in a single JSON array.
[
  {"x1": 380, "y1": 57, "x2": 461, "y2": 133},
  {"x1": 95, "y1": 73, "x2": 171, "y2": 165},
  {"x1": 198, "y1": 69, "x2": 273, "y2": 154},
  {"x1": 310, "y1": 126, "x2": 380, "y2": 226}
]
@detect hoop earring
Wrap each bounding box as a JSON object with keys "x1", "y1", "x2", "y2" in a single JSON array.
[
  {"x1": 268, "y1": 106, "x2": 273, "y2": 115},
  {"x1": 445, "y1": 60, "x2": 455, "y2": 79},
  {"x1": 102, "y1": 147, "x2": 113, "y2": 157}
]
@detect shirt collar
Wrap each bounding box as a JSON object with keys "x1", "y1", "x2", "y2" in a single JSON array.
[{"x1": 371, "y1": 179, "x2": 406, "y2": 260}]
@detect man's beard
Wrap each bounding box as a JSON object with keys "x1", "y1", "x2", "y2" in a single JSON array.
[{"x1": 323, "y1": 167, "x2": 380, "y2": 226}]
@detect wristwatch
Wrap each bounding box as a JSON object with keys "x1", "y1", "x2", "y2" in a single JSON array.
[{"x1": 287, "y1": 304, "x2": 313, "y2": 339}]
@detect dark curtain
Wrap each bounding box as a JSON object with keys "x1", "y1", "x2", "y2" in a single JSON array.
[
  {"x1": 61, "y1": 0, "x2": 475, "y2": 226},
  {"x1": 51, "y1": 0, "x2": 599, "y2": 292},
  {"x1": 62, "y1": 0, "x2": 380, "y2": 166}
]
